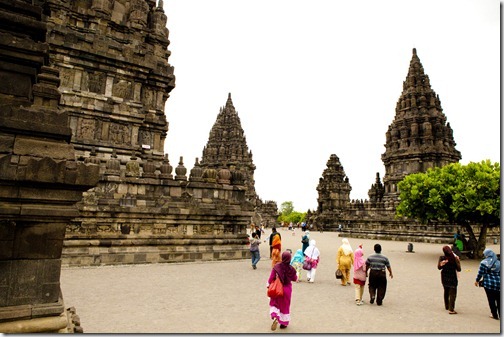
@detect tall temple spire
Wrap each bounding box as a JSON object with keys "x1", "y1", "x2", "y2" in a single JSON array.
[
  {"x1": 381, "y1": 48, "x2": 461, "y2": 202},
  {"x1": 201, "y1": 93, "x2": 257, "y2": 201}
]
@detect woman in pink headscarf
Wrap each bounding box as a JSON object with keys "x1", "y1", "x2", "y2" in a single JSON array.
[
  {"x1": 353, "y1": 244, "x2": 367, "y2": 305},
  {"x1": 267, "y1": 250, "x2": 298, "y2": 330}
]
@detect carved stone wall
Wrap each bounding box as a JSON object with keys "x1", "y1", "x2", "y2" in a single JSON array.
[
  {"x1": 0, "y1": 0, "x2": 99, "y2": 331},
  {"x1": 34, "y1": 1, "x2": 256, "y2": 266}
]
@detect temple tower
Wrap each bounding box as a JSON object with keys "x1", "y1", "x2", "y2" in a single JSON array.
[
  {"x1": 314, "y1": 154, "x2": 352, "y2": 224},
  {"x1": 381, "y1": 48, "x2": 461, "y2": 203},
  {"x1": 201, "y1": 93, "x2": 258, "y2": 204}
]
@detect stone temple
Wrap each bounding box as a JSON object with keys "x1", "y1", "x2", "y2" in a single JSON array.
[
  {"x1": 0, "y1": 0, "x2": 274, "y2": 332},
  {"x1": 307, "y1": 48, "x2": 499, "y2": 244},
  {"x1": 0, "y1": 0, "x2": 498, "y2": 333}
]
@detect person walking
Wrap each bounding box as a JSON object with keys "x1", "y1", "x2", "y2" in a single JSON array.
[
  {"x1": 270, "y1": 229, "x2": 282, "y2": 267},
  {"x1": 254, "y1": 225, "x2": 262, "y2": 239},
  {"x1": 267, "y1": 250, "x2": 298, "y2": 330},
  {"x1": 290, "y1": 249, "x2": 304, "y2": 282},
  {"x1": 304, "y1": 239, "x2": 320, "y2": 283},
  {"x1": 249, "y1": 232, "x2": 261, "y2": 269},
  {"x1": 337, "y1": 238, "x2": 354, "y2": 286},
  {"x1": 301, "y1": 230, "x2": 310, "y2": 253},
  {"x1": 365, "y1": 243, "x2": 393, "y2": 306},
  {"x1": 474, "y1": 248, "x2": 500, "y2": 320},
  {"x1": 269, "y1": 227, "x2": 281, "y2": 258},
  {"x1": 437, "y1": 245, "x2": 461, "y2": 314},
  {"x1": 353, "y1": 244, "x2": 367, "y2": 305}
]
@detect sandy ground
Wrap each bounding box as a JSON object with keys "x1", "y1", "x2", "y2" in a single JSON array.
[{"x1": 60, "y1": 228, "x2": 501, "y2": 333}]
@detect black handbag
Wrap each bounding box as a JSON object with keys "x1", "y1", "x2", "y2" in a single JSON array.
[{"x1": 335, "y1": 269, "x2": 343, "y2": 279}]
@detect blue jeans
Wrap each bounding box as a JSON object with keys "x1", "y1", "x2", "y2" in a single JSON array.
[{"x1": 251, "y1": 250, "x2": 260, "y2": 266}]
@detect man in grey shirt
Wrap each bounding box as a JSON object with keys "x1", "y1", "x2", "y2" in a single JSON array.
[{"x1": 365, "y1": 243, "x2": 393, "y2": 306}]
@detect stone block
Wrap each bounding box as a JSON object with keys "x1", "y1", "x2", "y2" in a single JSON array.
[
  {"x1": 0, "y1": 304, "x2": 32, "y2": 322},
  {"x1": 13, "y1": 223, "x2": 66, "y2": 259},
  {"x1": 13, "y1": 137, "x2": 74, "y2": 160}
]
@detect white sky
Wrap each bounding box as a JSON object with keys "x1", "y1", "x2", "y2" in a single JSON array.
[{"x1": 162, "y1": 0, "x2": 500, "y2": 212}]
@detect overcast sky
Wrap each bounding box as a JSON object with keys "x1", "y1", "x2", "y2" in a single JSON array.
[{"x1": 162, "y1": 0, "x2": 500, "y2": 212}]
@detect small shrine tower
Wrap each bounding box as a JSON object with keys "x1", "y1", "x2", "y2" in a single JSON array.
[{"x1": 316, "y1": 154, "x2": 352, "y2": 214}]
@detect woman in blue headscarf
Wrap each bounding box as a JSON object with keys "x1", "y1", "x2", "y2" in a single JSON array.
[
  {"x1": 475, "y1": 249, "x2": 500, "y2": 320},
  {"x1": 290, "y1": 249, "x2": 305, "y2": 282}
]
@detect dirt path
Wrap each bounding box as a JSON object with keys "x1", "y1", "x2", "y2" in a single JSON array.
[{"x1": 60, "y1": 229, "x2": 501, "y2": 333}]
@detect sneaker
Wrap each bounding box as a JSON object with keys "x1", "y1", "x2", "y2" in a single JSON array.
[
  {"x1": 448, "y1": 311, "x2": 457, "y2": 314},
  {"x1": 271, "y1": 318, "x2": 278, "y2": 331},
  {"x1": 252, "y1": 265, "x2": 257, "y2": 269},
  {"x1": 356, "y1": 301, "x2": 362, "y2": 306},
  {"x1": 370, "y1": 297, "x2": 375, "y2": 304}
]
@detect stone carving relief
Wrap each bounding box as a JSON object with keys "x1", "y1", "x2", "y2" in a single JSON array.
[
  {"x1": 112, "y1": 79, "x2": 132, "y2": 99},
  {"x1": 88, "y1": 71, "x2": 106, "y2": 94},
  {"x1": 197, "y1": 225, "x2": 213, "y2": 235},
  {"x1": 142, "y1": 88, "x2": 155, "y2": 110},
  {"x1": 78, "y1": 118, "x2": 96, "y2": 139},
  {"x1": 128, "y1": 0, "x2": 149, "y2": 27},
  {"x1": 109, "y1": 123, "x2": 131, "y2": 145},
  {"x1": 60, "y1": 68, "x2": 74, "y2": 89},
  {"x1": 138, "y1": 130, "x2": 152, "y2": 147},
  {"x1": 95, "y1": 182, "x2": 119, "y2": 195}
]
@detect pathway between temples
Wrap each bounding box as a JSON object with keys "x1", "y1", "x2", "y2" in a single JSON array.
[{"x1": 60, "y1": 228, "x2": 501, "y2": 333}]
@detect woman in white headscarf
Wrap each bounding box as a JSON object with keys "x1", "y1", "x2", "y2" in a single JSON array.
[
  {"x1": 303, "y1": 239, "x2": 320, "y2": 283},
  {"x1": 337, "y1": 238, "x2": 354, "y2": 286}
]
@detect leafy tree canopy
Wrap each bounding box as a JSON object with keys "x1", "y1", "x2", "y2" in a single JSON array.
[
  {"x1": 396, "y1": 160, "x2": 500, "y2": 258},
  {"x1": 277, "y1": 201, "x2": 306, "y2": 225},
  {"x1": 396, "y1": 160, "x2": 500, "y2": 225}
]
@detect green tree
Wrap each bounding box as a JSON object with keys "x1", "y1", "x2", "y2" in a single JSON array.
[
  {"x1": 396, "y1": 160, "x2": 500, "y2": 258},
  {"x1": 280, "y1": 201, "x2": 294, "y2": 216},
  {"x1": 277, "y1": 201, "x2": 306, "y2": 225}
]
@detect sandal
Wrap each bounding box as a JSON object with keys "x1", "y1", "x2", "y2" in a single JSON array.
[{"x1": 271, "y1": 318, "x2": 278, "y2": 331}]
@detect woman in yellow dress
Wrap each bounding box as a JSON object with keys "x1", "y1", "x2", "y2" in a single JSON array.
[{"x1": 337, "y1": 238, "x2": 354, "y2": 286}]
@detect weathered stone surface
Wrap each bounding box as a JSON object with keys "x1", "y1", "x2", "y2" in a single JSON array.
[
  {"x1": 0, "y1": 0, "x2": 99, "y2": 330},
  {"x1": 40, "y1": 6, "x2": 258, "y2": 266}
]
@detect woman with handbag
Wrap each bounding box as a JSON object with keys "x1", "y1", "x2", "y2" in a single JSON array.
[
  {"x1": 337, "y1": 238, "x2": 354, "y2": 286},
  {"x1": 267, "y1": 250, "x2": 298, "y2": 330},
  {"x1": 437, "y1": 245, "x2": 461, "y2": 314},
  {"x1": 474, "y1": 248, "x2": 500, "y2": 320},
  {"x1": 303, "y1": 240, "x2": 320, "y2": 283}
]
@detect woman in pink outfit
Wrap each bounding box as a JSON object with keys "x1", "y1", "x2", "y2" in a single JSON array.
[
  {"x1": 353, "y1": 244, "x2": 367, "y2": 305},
  {"x1": 267, "y1": 250, "x2": 298, "y2": 330}
]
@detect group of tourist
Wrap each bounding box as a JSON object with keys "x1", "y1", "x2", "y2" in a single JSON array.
[{"x1": 252, "y1": 226, "x2": 500, "y2": 331}]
